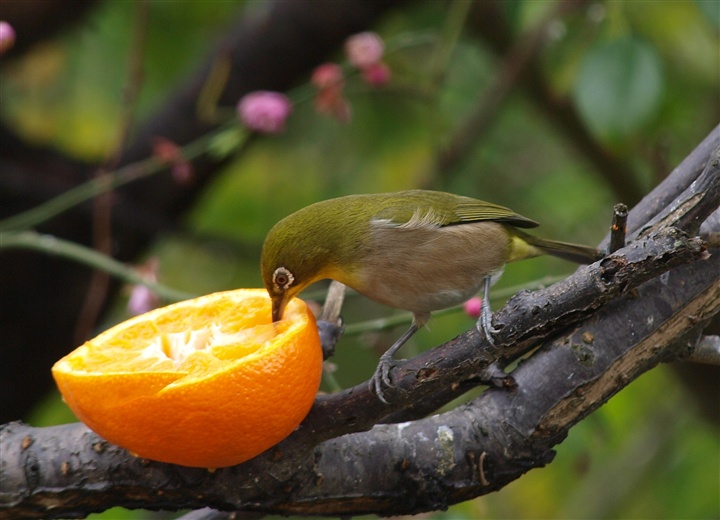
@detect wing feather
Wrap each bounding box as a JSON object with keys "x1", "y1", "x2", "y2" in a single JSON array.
[
  {"x1": 369, "y1": 190, "x2": 539, "y2": 230},
  {"x1": 454, "y1": 201, "x2": 538, "y2": 228}
]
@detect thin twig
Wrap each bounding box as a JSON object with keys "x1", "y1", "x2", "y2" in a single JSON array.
[
  {"x1": 608, "y1": 203, "x2": 628, "y2": 254},
  {"x1": 0, "y1": 231, "x2": 195, "y2": 302}
]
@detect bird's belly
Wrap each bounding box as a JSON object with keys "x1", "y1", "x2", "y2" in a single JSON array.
[{"x1": 356, "y1": 221, "x2": 510, "y2": 314}]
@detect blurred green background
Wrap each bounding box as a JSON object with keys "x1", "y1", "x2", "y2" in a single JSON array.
[{"x1": 3, "y1": 0, "x2": 718, "y2": 518}]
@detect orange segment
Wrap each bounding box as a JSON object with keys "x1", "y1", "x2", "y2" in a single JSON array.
[{"x1": 52, "y1": 289, "x2": 322, "y2": 468}]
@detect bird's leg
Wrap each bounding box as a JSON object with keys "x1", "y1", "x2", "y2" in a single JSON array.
[
  {"x1": 318, "y1": 281, "x2": 347, "y2": 360},
  {"x1": 476, "y1": 275, "x2": 499, "y2": 346},
  {"x1": 370, "y1": 323, "x2": 419, "y2": 404}
]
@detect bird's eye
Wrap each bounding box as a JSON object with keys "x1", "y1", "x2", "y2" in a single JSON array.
[{"x1": 273, "y1": 267, "x2": 294, "y2": 290}]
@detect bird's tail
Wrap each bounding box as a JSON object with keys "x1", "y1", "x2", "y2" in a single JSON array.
[{"x1": 510, "y1": 229, "x2": 603, "y2": 264}]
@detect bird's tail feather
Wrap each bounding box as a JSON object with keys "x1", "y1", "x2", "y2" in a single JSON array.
[{"x1": 512, "y1": 230, "x2": 602, "y2": 264}]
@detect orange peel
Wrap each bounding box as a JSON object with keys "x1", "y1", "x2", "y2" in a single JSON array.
[{"x1": 52, "y1": 289, "x2": 322, "y2": 468}]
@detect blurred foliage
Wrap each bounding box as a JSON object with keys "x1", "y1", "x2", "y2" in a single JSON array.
[
  {"x1": 574, "y1": 34, "x2": 664, "y2": 145},
  {"x1": 4, "y1": 0, "x2": 719, "y2": 518}
]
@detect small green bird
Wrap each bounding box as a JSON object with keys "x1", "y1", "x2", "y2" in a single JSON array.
[{"x1": 261, "y1": 190, "x2": 601, "y2": 403}]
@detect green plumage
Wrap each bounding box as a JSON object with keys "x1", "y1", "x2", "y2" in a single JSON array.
[
  {"x1": 368, "y1": 190, "x2": 539, "y2": 228},
  {"x1": 261, "y1": 189, "x2": 602, "y2": 402},
  {"x1": 262, "y1": 190, "x2": 534, "y2": 284},
  {"x1": 261, "y1": 190, "x2": 598, "y2": 303},
  {"x1": 261, "y1": 189, "x2": 601, "y2": 317}
]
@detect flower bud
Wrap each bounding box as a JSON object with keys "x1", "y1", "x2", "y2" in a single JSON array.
[
  {"x1": 152, "y1": 136, "x2": 182, "y2": 163},
  {"x1": 311, "y1": 63, "x2": 351, "y2": 123},
  {"x1": 127, "y1": 259, "x2": 160, "y2": 315},
  {"x1": 311, "y1": 63, "x2": 344, "y2": 90},
  {"x1": 237, "y1": 91, "x2": 293, "y2": 134},
  {"x1": 345, "y1": 32, "x2": 384, "y2": 69},
  {"x1": 171, "y1": 161, "x2": 193, "y2": 185},
  {"x1": 127, "y1": 285, "x2": 160, "y2": 316},
  {"x1": 314, "y1": 87, "x2": 352, "y2": 123},
  {"x1": 0, "y1": 21, "x2": 16, "y2": 55},
  {"x1": 463, "y1": 297, "x2": 482, "y2": 319},
  {"x1": 361, "y1": 61, "x2": 391, "y2": 87},
  {"x1": 152, "y1": 137, "x2": 193, "y2": 185}
]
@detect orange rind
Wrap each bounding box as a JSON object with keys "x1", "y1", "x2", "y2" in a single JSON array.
[{"x1": 52, "y1": 289, "x2": 322, "y2": 468}]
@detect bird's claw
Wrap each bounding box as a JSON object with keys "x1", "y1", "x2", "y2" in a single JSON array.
[
  {"x1": 370, "y1": 352, "x2": 396, "y2": 404},
  {"x1": 476, "y1": 275, "x2": 500, "y2": 346},
  {"x1": 476, "y1": 318, "x2": 499, "y2": 347},
  {"x1": 476, "y1": 304, "x2": 499, "y2": 346},
  {"x1": 367, "y1": 323, "x2": 418, "y2": 404}
]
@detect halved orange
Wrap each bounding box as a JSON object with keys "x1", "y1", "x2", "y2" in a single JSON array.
[{"x1": 52, "y1": 289, "x2": 322, "y2": 468}]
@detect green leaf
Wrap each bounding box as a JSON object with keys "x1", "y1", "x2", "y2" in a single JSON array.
[{"x1": 573, "y1": 35, "x2": 664, "y2": 143}]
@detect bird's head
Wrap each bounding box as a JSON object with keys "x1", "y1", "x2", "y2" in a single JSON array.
[
  {"x1": 261, "y1": 208, "x2": 343, "y2": 322},
  {"x1": 261, "y1": 197, "x2": 376, "y2": 321}
]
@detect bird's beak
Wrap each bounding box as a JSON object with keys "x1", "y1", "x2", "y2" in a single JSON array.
[{"x1": 271, "y1": 294, "x2": 288, "y2": 322}]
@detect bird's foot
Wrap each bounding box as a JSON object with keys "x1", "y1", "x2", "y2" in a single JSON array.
[
  {"x1": 368, "y1": 323, "x2": 419, "y2": 404},
  {"x1": 369, "y1": 351, "x2": 398, "y2": 404},
  {"x1": 476, "y1": 306, "x2": 500, "y2": 347},
  {"x1": 477, "y1": 275, "x2": 501, "y2": 346}
]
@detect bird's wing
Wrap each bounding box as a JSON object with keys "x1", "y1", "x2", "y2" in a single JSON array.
[
  {"x1": 453, "y1": 200, "x2": 539, "y2": 228},
  {"x1": 371, "y1": 191, "x2": 539, "y2": 230}
]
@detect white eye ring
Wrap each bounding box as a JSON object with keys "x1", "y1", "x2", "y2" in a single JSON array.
[{"x1": 272, "y1": 267, "x2": 294, "y2": 290}]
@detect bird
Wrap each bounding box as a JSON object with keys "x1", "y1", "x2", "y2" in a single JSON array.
[{"x1": 261, "y1": 189, "x2": 602, "y2": 403}]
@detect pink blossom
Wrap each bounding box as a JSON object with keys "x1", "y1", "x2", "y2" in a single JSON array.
[
  {"x1": 237, "y1": 91, "x2": 293, "y2": 134},
  {"x1": 171, "y1": 161, "x2": 193, "y2": 185},
  {"x1": 314, "y1": 87, "x2": 352, "y2": 123},
  {"x1": 0, "y1": 21, "x2": 16, "y2": 55},
  {"x1": 311, "y1": 63, "x2": 344, "y2": 90},
  {"x1": 127, "y1": 285, "x2": 160, "y2": 316},
  {"x1": 345, "y1": 32, "x2": 384, "y2": 69},
  {"x1": 463, "y1": 297, "x2": 482, "y2": 319},
  {"x1": 311, "y1": 63, "x2": 351, "y2": 123},
  {"x1": 361, "y1": 61, "x2": 391, "y2": 87},
  {"x1": 152, "y1": 137, "x2": 193, "y2": 185},
  {"x1": 152, "y1": 136, "x2": 182, "y2": 164},
  {"x1": 127, "y1": 258, "x2": 160, "y2": 315}
]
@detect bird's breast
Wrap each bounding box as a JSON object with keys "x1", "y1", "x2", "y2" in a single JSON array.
[{"x1": 353, "y1": 221, "x2": 511, "y2": 313}]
